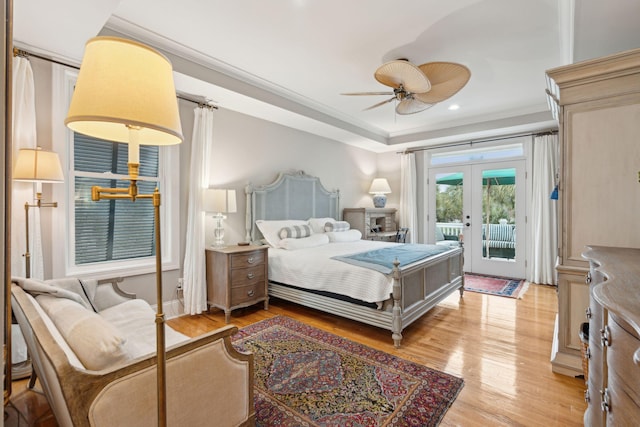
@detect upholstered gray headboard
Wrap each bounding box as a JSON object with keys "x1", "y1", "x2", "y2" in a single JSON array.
[{"x1": 245, "y1": 170, "x2": 340, "y2": 242}]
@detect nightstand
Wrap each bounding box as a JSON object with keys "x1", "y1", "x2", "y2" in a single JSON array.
[{"x1": 205, "y1": 245, "x2": 269, "y2": 323}]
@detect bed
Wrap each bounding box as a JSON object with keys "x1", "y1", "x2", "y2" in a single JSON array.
[{"x1": 245, "y1": 170, "x2": 464, "y2": 347}]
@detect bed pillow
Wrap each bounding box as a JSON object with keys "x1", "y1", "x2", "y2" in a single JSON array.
[
  {"x1": 308, "y1": 217, "x2": 336, "y2": 234},
  {"x1": 279, "y1": 224, "x2": 312, "y2": 239},
  {"x1": 256, "y1": 219, "x2": 309, "y2": 247},
  {"x1": 326, "y1": 229, "x2": 362, "y2": 242},
  {"x1": 279, "y1": 233, "x2": 330, "y2": 250},
  {"x1": 324, "y1": 221, "x2": 350, "y2": 232}
]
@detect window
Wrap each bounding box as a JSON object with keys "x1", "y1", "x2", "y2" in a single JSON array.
[
  {"x1": 52, "y1": 66, "x2": 179, "y2": 278},
  {"x1": 74, "y1": 134, "x2": 159, "y2": 264}
]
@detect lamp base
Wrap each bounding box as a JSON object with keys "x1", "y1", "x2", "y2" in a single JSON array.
[
  {"x1": 213, "y1": 214, "x2": 226, "y2": 247},
  {"x1": 372, "y1": 194, "x2": 387, "y2": 208}
]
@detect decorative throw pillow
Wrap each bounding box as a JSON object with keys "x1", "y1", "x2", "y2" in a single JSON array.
[
  {"x1": 36, "y1": 295, "x2": 130, "y2": 370},
  {"x1": 326, "y1": 229, "x2": 362, "y2": 242},
  {"x1": 255, "y1": 219, "x2": 309, "y2": 247},
  {"x1": 278, "y1": 224, "x2": 313, "y2": 239},
  {"x1": 308, "y1": 217, "x2": 336, "y2": 234},
  {"x1": 324, "y1": 221, "x2": 350, "y2": 232}
]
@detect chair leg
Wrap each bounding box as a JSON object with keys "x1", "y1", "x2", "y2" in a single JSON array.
[{"x1": 28, "y1": 369, "x2": 37, "y2": 389}]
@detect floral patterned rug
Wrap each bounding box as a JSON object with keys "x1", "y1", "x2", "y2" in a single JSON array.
[
  {"x1": 464, "y1": 273, "x2": 529, "y2": 299},
  {"x1": 232, "y1": 316, "x2": 464, "y2": 426}
]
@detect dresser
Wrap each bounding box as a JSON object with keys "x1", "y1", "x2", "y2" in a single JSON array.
[
  {"x1": 545, "y1": 48, "x2": 640, "y2": 376},
  {"x1": 582, "y1": 246, "x2": 640, "y2": 426},
  {"x1": 205, "y1": 245, "x2": 269, "y2": 323},
  {"x1": 343, "y1": 207, "x2": 397, "y2": 241}
]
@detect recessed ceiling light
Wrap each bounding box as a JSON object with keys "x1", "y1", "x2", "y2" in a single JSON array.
[{"x1": 448, "y1": 104, "x2": 460, "y2": 111}]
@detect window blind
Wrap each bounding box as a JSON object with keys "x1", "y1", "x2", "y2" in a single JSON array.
[{"x1": 73, "y1": 135, "x2": 159, "y2": 264}]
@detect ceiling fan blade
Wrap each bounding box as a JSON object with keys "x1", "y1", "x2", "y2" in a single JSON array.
[
  {"x1": 414, "y1": 62, "x2": 471, "y2": 103},
  {"x1": 374, "y1": 60, "x2": 431, "y2": 93},
  {"x1": 396, "y1": 97, "x2": 433, "y2": 115},
  {"x1": 363, "y1": 96, "x2": 396, "y2": 111},
  {"x1": 341, "y1": 91, "x2": 394, "y2": 96}
]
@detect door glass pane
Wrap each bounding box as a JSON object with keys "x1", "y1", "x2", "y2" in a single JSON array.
[
  {"x1": 481, "y1": 168, "x2": 516, "y2": 261},
  {"x1": 434, "y1": 172, "x2": 464, "y2": 246}
]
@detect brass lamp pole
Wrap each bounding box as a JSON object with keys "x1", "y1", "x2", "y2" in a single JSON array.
[{"x1": 65, "y1": 37, "x2": 183, "y2": 427}]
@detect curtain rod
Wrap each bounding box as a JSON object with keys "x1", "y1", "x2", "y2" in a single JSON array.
[
  {"x1": 14, "y1": 47, "x2": 218, "y2": 110},
  {"x1": 397, "y1": 129, "x2": 558, "y2": 154}
]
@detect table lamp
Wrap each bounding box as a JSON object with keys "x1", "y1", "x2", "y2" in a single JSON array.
[
  {"x1": 369, "y1": 178, "x2": 391, "y2": 208},
  {"x1": 204, "y1": 189, "x2": 237, "y2": 247}
]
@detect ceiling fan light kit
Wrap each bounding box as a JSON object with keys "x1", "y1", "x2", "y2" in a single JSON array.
[{"x1": 344, "y1": 59, "x2": 471, "y2": 115}]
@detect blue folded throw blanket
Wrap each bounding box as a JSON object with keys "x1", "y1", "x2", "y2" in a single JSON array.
[{"x1": 332, "y1": 244, "x2": 452, "y2": 274}]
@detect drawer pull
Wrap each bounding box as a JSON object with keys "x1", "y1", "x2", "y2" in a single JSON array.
[
  {"x1": 585, "y1": 272, "x2": 592, "y2": 284},
  {"x1": 585, "y1": 307, "x2": 592, "y2": 319},
  {"x1": 584, "y1": 389, "x2": 590, "y2": 403},
  {"x1": 247, "y1": 256, "x2": 255, "y2": 264},
  {"x1": 247, "y1": 290, "x2": 255, "y2": 297},
  {"x1": 600, "y1": 388, "x2": 610, "y2": 413},
  {"x1": 600, "y1": 326, "x2": 611, "y2": 347},
  {"x1": 247, "y1": 273, "x2": 255, "y2": 279},
  {"x1": 586, "y1": 347, "x2": 591, "y2": 359}
]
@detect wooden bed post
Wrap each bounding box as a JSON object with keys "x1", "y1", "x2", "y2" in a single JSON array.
[{"x1": 391, "y1": 258, "x2": 403, "y2": 348}]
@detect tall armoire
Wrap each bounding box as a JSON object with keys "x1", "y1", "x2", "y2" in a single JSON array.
[{"x1": 546, "y1": 48, "x2": 640, "y2": 376}]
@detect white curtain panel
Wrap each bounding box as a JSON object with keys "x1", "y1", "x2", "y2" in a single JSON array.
[
  {"x1": 529, "y1": 134, "x2": 558, "y2": 285},
  {"x1": 399, "y1": 152, "x2": 417, "y2": 243},
  {"x1": 12, "y1": 56, "x2": 44, "y2": 279},
  {"x1": 183, "y1": 107, "x2": 215, "y2": 314}
]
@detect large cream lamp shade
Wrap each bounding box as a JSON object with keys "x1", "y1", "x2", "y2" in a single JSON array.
[{"x1": 64, "y1": 36, "x2": 184, "y2": 150}]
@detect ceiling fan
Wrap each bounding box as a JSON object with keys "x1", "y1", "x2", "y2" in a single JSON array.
[{"x1": 342, "y1": 59, "x2": 471, "y2": 115}]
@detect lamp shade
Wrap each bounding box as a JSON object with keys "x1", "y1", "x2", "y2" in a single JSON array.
[
  {"x1": 65, "y1": 36, "x2": 184, "y2": 147},
  {"x1": 369, "y1": 178, "x2": 391, "y2": 194},
  {"x1": 203, "y1": 189, "x2": 237, "y2": 214},
  {"x1": 13, "y1": 148, "x2": 64, "y2": 183}
]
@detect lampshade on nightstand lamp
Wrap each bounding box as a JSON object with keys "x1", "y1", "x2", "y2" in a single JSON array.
[
  {"x1": 369, "y1": 178, "x2": 391, "y2": 208},
  {"x1": 204, "y1": 189, "x2": 237, "y2": 247},
  {"x1": 64, "y1": 36, "x2": 183, "y2": 427}
]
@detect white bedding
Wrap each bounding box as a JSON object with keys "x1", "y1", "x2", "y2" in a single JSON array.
[{"x1": 268, "y1": 240, "x2": 399, "y2": 304}]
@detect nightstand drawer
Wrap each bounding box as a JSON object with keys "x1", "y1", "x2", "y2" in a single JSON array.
[
  {"x1": 231, "y1": 283, "x2": 266, "y2": 305},
  {"x1": 230, "y1": 265, "x2": 265, "y2": 287},
  {"x1": 230, "y1": 250, "x2": 265, "y2": 269}
]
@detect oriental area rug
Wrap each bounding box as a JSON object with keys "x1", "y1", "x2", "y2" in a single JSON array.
[
  {"x1": 464, "y1": 273, "x2": 529, "y2": 299},
  {"x1": 232, "y1": 316, "x2": 463, "y2": 426}
]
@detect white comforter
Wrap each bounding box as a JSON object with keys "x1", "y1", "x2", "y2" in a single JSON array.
[{"x1": 268, "y1": 240, "x2": 399, "y2": 303}]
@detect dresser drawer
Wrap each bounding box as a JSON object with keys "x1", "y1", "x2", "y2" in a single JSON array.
[
  {"x1": 231, "y1": 283, "x2": 266, "y2": 305},
  {"x1": 230, "y1": 250, "x2": 265, "y2": 269},
  {"x1": 230, "y1": 265, "x2": 265, "y2": 287},
  {"x1": 606, "y1": 316, "x2": 640, "y2": 404}
]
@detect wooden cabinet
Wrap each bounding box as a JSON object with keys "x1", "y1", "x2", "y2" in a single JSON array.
[
  {"x1": 583, "y1": 246, "x2": 640, "y2": 426},
  {"x1": 205, "y1": 245, "x2": 269, "y2": 323},
  {"x1": 546, "y1": 48, "x2": 640, "y2": 376},
  {"x1": 343, "y1": 208, "x2": 397, "y2": 241}
]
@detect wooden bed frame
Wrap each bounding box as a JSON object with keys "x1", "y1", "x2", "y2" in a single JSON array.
[{"x1": 245, "y1": 170, "x2": 464, "y2": 347}]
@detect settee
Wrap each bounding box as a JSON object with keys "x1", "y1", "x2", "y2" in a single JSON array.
[{"x1": 11, "y1": 277, "x2": 255, "y2": 427}]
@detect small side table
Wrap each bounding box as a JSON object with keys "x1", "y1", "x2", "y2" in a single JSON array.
[{"x1": 205, "y1": 245, "x2": 269, "y2": 323}]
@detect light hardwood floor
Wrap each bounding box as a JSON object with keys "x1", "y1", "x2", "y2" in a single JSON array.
[{"x1": 6, "y1": 283, "x2": 587, "y2": 426}]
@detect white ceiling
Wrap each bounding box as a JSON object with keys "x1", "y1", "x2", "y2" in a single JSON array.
[{"x1": 13, "y1": 0, "x2": 640, "y2": 153}]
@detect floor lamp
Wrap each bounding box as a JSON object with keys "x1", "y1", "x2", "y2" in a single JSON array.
[
  {"x1": 64, "y1": 37, "x2": 183, "y2": 427},
  {"x1": 13, "y1": 147, "x2": 64, "y2": 278}
]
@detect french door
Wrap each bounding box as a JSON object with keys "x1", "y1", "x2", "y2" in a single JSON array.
[{"x1": 428, "y1": 160, "x2": 526, "y2": 279}]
